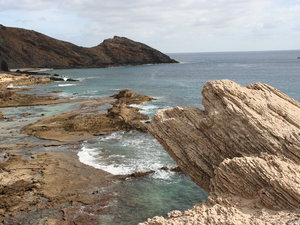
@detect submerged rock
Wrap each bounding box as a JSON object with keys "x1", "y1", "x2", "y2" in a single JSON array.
[
  {"x1": 116, "y1": 170, "x2": 156, "y2": 180},
  {"x1": 143, "y1": 80, "x2": 300, "y2": 224}
]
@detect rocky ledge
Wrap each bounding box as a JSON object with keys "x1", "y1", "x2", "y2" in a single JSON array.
[
  {"x1": 142, "y1": 80, "x2": 300, "y2": 225},
  {"x1": 22, "y1": 89, "x2": 154, "y2": 142}
]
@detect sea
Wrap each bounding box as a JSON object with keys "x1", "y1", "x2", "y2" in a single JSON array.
[{"x1": 2, "y1": 50, "x2": 300, "y2": 224}]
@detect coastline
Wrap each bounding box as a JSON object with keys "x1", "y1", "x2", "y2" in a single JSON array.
[
  {"x1": 1, "y1": 149, "x2": 115, "y2": 224},
  {"x1": 0, "y1": 73, "x2": 155, "y2": 224},
  {"x1": 142, "y1": 80, "x2": 300, "y2": 225}
]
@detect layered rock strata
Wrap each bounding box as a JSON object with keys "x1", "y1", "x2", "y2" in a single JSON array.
[{"x1": 143, "y1": 80, "x2": 300, "y2": 224}]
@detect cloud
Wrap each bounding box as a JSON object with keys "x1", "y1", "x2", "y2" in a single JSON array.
[{"x1": 1, "y1": 0, "x2": 300, "y2": 52}]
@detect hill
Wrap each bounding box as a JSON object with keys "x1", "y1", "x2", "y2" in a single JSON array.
[{"x1": 0, "y1": 25, "x2": 177, "y2": 69}]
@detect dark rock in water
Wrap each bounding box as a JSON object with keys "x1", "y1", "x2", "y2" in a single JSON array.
[
  {"x1": 112, "y1": 89, "x2": 136, "y2": 98},
  {"x1": 49, "y1": 77, "x2": 64, "y2": 81},
  {"x1": 160, "y1": 166, "x2": 181, "y2": 172},
  {"x1": 49, "y1": 77, "x2": 79, "y2": 82},
  {"x1": 111, "y1": 89, "x2": 154, "y2": 104},
  {"x1": 15, "y1": 70, "x2": 50, "y2": 76},
  {"x1": 116, "y1": 170, "x2": 155, "y2": 180},
  {"x1": 0, "y1": 25, "x2": 177, "y2": 69},
  {"x1": 66, "y1": 78, "x2": 79, "y2": 82},
  {"x1": 19, "y1": 112, "x2": 31, "y2": 117},
  {"x1": 297, "y1": 57, "x2": 300, "y2": 59}
]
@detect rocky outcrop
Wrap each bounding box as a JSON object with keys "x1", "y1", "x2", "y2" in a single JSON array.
[
  {"x1": 0, "y1": 73, "x2": 51, "y2": 90},
  {"x1": 143, "y1": 80, "x2": 300, "y2": 224},
  {"x1": 0, "y1": 25, "x2": 177, "y2": 69},
  {"x1": 22, "y1": 89, "x2": 152, "y2": 141}
]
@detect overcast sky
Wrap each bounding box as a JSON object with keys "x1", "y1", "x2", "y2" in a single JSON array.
[{"x1": 1, "y1": 0, "x2": 300, "y2": 53}]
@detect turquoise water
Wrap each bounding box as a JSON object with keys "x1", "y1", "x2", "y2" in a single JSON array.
[
  {"x1": 3, "y1": 50, "x2": 300, "y2": 224},
  {"x1": 49, "y1": 50, "x2": 300, "y2": 224}
]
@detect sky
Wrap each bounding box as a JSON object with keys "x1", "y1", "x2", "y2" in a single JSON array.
[{"x1": 1, "y1": 0, "x2": 300, "y2": 53}]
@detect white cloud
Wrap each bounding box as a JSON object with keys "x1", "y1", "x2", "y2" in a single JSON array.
[{"x1": 1, "y1": 0, "x2": 300, "y2": 52}]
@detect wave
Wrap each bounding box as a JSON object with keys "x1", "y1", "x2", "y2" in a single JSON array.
[
  {"x1": 129, "y1": 103, "x2": 159, "y2": 115},
  {"x1": 58, "y1": 83, "x2": 77, "y2": 87},
  {"x1": 77, "y1": 131, "x2": 176, "y2": 179}
]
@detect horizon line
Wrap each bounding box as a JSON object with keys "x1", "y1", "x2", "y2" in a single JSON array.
[{"x1": 167, "y1": 48, "x2": 300, "y2": 55}]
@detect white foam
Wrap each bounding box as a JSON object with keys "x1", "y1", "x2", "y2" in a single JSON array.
[
  {"x1": 77, "y1": 146, "x2": 102, "y2": 169},
  {"x1": 77, "y1": 144, "x2": 132, "y2": 175},
  {"x1": 58, "y1": 84, "x2": 77, "y2": 87},
  {"x1": 130, "y1": 103, "x2": 159, "y2": 115},
  {"x1": 63, "y1": 77, "x2": 68, "y2": 81},
  {"x1": 7, "y1": 83, "x2": 14, "y2": 88},
  {"x1": 57, "y1": 92, "x2": 72, "y2": 97},
  {"x1": 152, "y1": 170, "x2": 175, "y2": 180},
  {"x1": 77, "y1": 131, "x2": 176, "y2": 179},
  {"x1": 97, "y1": 164, "x2": 132, "y2": 175},
  {"x1": 98, "y1": 131, "x2": 125, "y2": 141}
]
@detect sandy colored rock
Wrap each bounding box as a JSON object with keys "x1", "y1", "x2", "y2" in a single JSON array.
[
  {"x1": 0, "y1": 73, "x2": 51, "y2": 90},
  {"x1": 141, "y1": 198, "x2": 300, "y2": 225},
  {"x1": 0, "y1": 152, "x2": 114, "y2": 224},
  {"x1": 143, "y1": 80, "x2": 300, "y2": 224},
  {"x1": 22, "y1": 89, "x2": 152, "y2": 141},
  {"x1": 0, "y1": 73, "x2": 76, "y2": 108}
]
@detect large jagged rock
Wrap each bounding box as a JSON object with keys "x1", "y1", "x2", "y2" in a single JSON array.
[
  {"x1": 143, "y1": 80, "x2": 300, "y2": 225},
  {"x1": 0, "y1": 25, "x2": 177, "y2": 69}
]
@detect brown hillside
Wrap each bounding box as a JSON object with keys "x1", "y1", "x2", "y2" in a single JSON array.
[{"x1": 0, "y1": 25, "x2": 177, "y2": 69}]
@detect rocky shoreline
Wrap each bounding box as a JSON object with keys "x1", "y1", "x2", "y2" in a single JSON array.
[
  {"x1": 1, "y1": 150, "x2": 114, "y2": 225},
  {"x1": 142, "y1": 80, "x2": 300, "y2": 225},
  {"x1": 22, "y1": 89, "x2": 154, "y2": 142},
  {"x1": 3, "y1": 74, "x2": 299, "y2": 225},
  {"x1": 0, "y1": 73, "x2": 160, "y2": 224}
]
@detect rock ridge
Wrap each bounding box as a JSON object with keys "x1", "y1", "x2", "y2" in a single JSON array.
[
  {"x1": 0, "y1": 25, "x2": 177, "y2": 69},
  {"x1": 142, "y1": 80, "x2": 300, "y2": 224}
]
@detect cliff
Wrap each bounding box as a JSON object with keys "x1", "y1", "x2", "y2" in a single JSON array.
[
  {"x1": 142, "y1": 80, "x2": 300, "y2": 225},
  {"x1": 0, "y1": 25, "x2": 177, "y2": 69}
]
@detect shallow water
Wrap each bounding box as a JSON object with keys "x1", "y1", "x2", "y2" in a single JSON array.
[{"x1": 2, "y1": 50, "x2": 300, "y2": 224}]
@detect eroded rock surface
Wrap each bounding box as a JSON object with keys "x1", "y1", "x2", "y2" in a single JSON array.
[
  {"x1": 0, "y1": 152, "x2": 114, "y2": 225},
  {"x1": 143, "y1": 80, "x2": 300, "y2": 225},
  {"x1": 22, "y1": 89, "x2": 153, "y2": 141}
]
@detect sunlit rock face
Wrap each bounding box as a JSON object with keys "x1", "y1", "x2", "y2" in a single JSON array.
[{"x1": 142, "y1": 80, "x2": 300, "y2": 225}]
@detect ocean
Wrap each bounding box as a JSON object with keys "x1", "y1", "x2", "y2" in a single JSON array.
[{"x1": 3, "y1": 50, "x2": 300, "y2": 224}]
